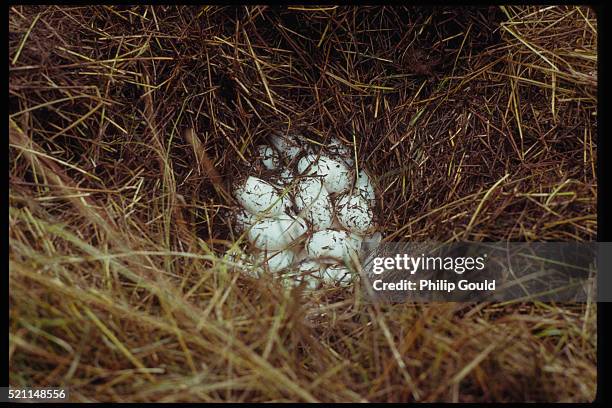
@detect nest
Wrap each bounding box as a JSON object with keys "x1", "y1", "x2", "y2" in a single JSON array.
[{"x1": 9, "y1": 5, "x2": 597, "y2": 402}]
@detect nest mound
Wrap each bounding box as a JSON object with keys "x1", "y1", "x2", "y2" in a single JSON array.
[{"x1": 9, "y1": 6, "x2": 596, "y2": 402}]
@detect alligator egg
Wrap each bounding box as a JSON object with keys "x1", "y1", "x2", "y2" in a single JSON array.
[
  {"x1": 297, "y1": 259, "x2": 324, "y2": 274},
  {"x1": 294, "y1": 177, "x2": 333, "y2": 230},
  {"x1": 355, "y1": 169, "x2": 376, "y2": 204},
  {"x1": 323, "y1": 264, "x2": 353, "y2": 286},
  {"x1": 248, "y1": 214, "x2": 307, "y2": 251},
  {"x1": 256, "y1": 249, "x2": 295, "y2": 273},
  {"x1": 335, "y1": 193, "x2": 374, "y2": 234},
  {"x1": 270, "y1": 132, "x2": 303, "y2": 160},
  {"x1": 234, "y1": 176, "x2": 291, "y2": 216},
  {"x1": 282, "y1": 259, "x2": 322, "y2": 289},
  {"x1": 348, "y1": 232, "x2": 364, "y2": 253},
  {"x1": 274, "y1": 168, "x2": 296, "y2": 188},
  {"x1": 306, "y1": 229, "x2": 360, "y2": 262},
  {"x1": 328, "y1": 137, "x2": 354, "y2": 167},
  {"x1": 256, "y1": 145, "x2": 280, "y2": 170},
  {"x1": 297, "y1": 154, "x2": 352, "y2": 194},
  {"x1": 298, "y1": 260, "x2": 326, "y2": 289}
]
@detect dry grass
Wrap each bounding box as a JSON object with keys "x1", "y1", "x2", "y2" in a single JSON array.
[{"x1": 9, "y1": 5, "x2": 597, "y2": 402}]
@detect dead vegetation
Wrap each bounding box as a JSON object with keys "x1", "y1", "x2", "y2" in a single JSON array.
[{"x1": 9, "y1": 5, "x2": 597, "y2": 402}]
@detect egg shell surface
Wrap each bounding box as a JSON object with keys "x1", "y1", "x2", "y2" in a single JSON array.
[
  {"x1": 271, "y1": 132, "x2": 303, "y2": 160},
  {"x1": 355, "y1": 169, "x2": 376, "y2": 204},
  {"x1": 294, "y1": 177, "x2": 334, "y2": 230},
  {"x1": 297, "y1": 259, "x2": 324, "y2": 274},
  {"x1": 256, "y1": 249, "x2": 295, "y2": 273},
  {"x1": 234, "y1": 176, "x2": 291, "y2": 216},
  {"x1": 234, "y1": 208, "x2": 257, "y2": 232},
  {"x1": 348, "y1": 233, "x2": 364, "y2": 253},
  {"x1": 275, "y1": 168, "x2": 295, "y2": 187},
  {"x1": 296, "y1": 154, "x2": 352, "y2": 194},
  {"x1": 306, "y1": 229, "x2": 360, "y2": 262},
  {"x1": 335, "y1": 193, "x2": 374, "y2": 234},
  {"x1": 248, "y1": 214, "x2": 308, "y2": 251},
  {"x1": 256, "y1": 145, "x2": 280, "y2": 170},
  {"x1": 282, "y1": 263, "x2": 322, "y2": 290},
  {"x1": 323, "y1": 264, "x2": 353, "y2": 285},
  {"x1": 327, "y1": 137, "x2": 354, "y2": 166}
]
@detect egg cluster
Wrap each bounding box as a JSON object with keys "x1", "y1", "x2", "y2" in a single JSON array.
[{"x1": 230, "y1": 132, "x2": 380, "y2": 288}]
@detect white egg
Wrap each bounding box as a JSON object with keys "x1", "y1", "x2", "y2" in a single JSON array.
[
  {"x1": 299, "y1": 276, "x2": 323, "y2": 290},
  {"x1": 294, "y1": 177, "x2": 333, "y2": 230},
  {"x1": 270, "y1": 132, "x2": 303, "y2": 160},
  {"x1": 355, "y1": 169, "x2": 376, "y2": 204},
  {"x1": 233, "y1": 132, "x2": 379, "y2": 288},
  {"x1": 248, "y1": 214, "x2": 307, "y2": 251},
  {"x1": 328, "y1": 137, "x2": 355, "y2": 167},
  {"x1": 256, "y1": 145, "x2": 280, "y2": 170},
  {"x1": 284, "y1": 259, "x2": 325, "y2": 289},
  {"x1": 296, "y1": 154, "x2": 352, "y2": 194},
  {"x1": 335, "y1": 193, "x2": 374, "y2": 234},
  {"x1": 275, "y1": 168, "x2": 295, "y2": 187},
  {"x1": 306, "y1": 229, "x2": 360, "y2": 262},
  {"x1": 256, "y1": 249, "x2": 295, "y2": 273},
  {"x1": 297, "y1": 259, "x2": 324, "y2": 274},
  {"x1": 234, "y1": 208, "x2": 257, "y2": 232},
  {"x1": 323, "y1": 264, "x2": 353, "y2": 285},
  {"x1": 234, "y1": 176, "x2": 291, "y2": 216},
  {"x1": 348, "y1": 233, "x2": 364, "y2": 253},
  {"x1": 282, "y1": 264, "x2": 321, "y2": 290}
]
